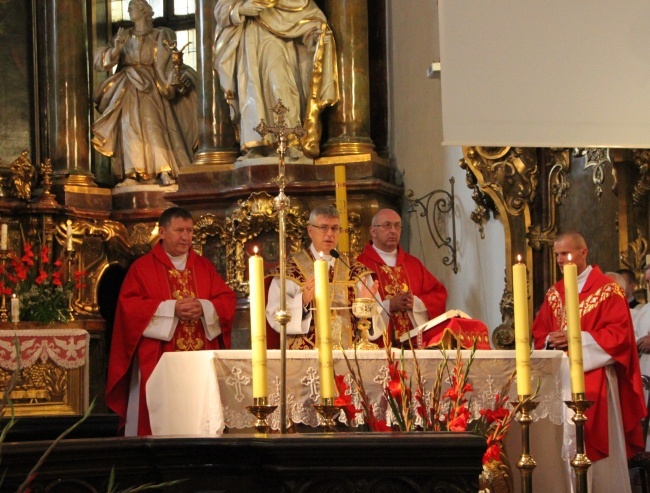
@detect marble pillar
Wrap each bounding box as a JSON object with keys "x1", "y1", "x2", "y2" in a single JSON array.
[
  {"x1": 193, "y1": 0, "x2": 239, "y2": 167},
  {"x1": 38, "y1": 0, "x2": 93, "y2": 184},
  {"x1": 322, "y1": 0, "x2": 375, "y2": 156}
]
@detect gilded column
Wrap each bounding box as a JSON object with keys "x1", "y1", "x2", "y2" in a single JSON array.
[
  {"x1": 38, "y1": 0, "x2": 93, "y2": 184},
  {"x1": 321, "y1": 0, "x2": 375, "y2": 156},
  {"x1": 193, "y1": 0, "x2": 239, "y2": 167}
]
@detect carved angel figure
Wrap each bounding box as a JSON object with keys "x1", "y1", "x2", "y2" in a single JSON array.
[{"x1": 9, "y1": 150, "x2": 36, "y2": 200}]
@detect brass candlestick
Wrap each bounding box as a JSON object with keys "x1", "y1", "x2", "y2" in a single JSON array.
[
  {"x1": 564, "y1": 393, "x2": 593, "y2": 493},
  {"x1": 512, "y1": 396, "x2": 539, "y2": 493},
  {"x1": 0, "y1": 249, "x2": 10, "y2": 322},
  {"x1": 246, "y1": 397, "x2": 277, "y2": 434},
  {"x1": 313, "y1": 397, "x2": 343, "y2": 433}
]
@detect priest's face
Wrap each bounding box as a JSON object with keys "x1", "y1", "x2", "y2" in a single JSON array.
[
  {"x1": 307, "y1": 215, "x2": 341, "y2": 255},
  {"x1": 370, "y1": 209, "x2": 402, "y2": 252},
  {"x1": 554, "y1": 236, "x2": 588, "y2": 274},
  {"x1": 159, "y1": 217, "x2": 194, "y2": 257}
]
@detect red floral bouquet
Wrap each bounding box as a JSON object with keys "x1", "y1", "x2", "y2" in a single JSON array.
[{"x1": 0, "y1": 241, "x2": 85, "y2": 323}]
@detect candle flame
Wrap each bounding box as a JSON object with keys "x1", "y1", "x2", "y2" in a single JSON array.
[
  {"x1": 12, "y1": 294, "x2": 16, "y2": 299},
  {"x1": 253, "y1": 246, "x2": 258, "y2": 255},
  {"x1": 568, "y1": 253, "x2": 572, "y2": 262},
  {"x1": 517, "y1": 254, "x2": 522, "y2": 263},
  {"x1": 319, "y1": 251, "x2": 324, "y2": 259}
]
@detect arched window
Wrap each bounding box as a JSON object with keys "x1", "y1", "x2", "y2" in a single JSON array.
[{"x1": 109, "y1": 0, "x2": 196, "y2": 70}]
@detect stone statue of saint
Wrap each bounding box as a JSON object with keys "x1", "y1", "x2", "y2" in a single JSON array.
[
  {"x1": 213, "y1": 0, "x2": 339, "y2": 160},
  {"x1": 91, "y1": 0, "x2": 198, "y2": 186}
]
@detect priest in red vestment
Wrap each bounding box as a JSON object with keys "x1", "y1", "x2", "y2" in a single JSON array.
[
  {"x1": 532, "y1": 232, "x2": 646, "y2": 493},
  {"x1": 357, "y1": 209, "x2": 447, "y2": 345},
  {"x1": 106, "y1": 207, "x2": 236, "y2": 436}
]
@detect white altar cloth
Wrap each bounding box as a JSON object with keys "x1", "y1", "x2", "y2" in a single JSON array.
[{"x1": 146, "y1": 350, "x2": 225, "y2": 435}]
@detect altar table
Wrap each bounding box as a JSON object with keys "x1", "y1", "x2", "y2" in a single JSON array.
[{"x1": 147, "y1": 349, "x2": 570, "y2": 492}]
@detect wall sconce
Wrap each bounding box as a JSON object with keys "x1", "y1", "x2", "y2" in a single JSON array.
[{"x1": 406, "y1": 177, "x2": 458, "y2": 274}]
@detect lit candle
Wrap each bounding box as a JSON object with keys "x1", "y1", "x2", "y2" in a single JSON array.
[
  {"x1": 249, "y1": 247, "x2": 268, "y2": 399},
  {"x1": 314, "y1": 252, "x2": 335, "y2": 400},
  {"x1": 563, "y1": 254, "x2": 585, "y2": 395},
  {"x1": 1, "y1": 223, "x2": 7, "y2": 251},
  {"x1": 11, "y1": 294, "x2": 19, "y2": 323},
  {"x1": 513, "y1": 255, "x2": 531, "y2": 396},
  {"x1": 66, "y1": 220, "x2": 73, "y2": 251}
]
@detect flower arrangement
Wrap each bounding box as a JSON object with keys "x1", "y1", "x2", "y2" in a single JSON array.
[
  {"x1": 0, "y1": 241, "x2": 85, "y2": 323},
  {"x1": 338, "y1": 338, "x2": 538, "y2": 469}
]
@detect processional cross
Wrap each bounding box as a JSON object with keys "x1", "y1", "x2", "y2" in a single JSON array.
[{"x1": 254, "y1": 100, "x2": 306, "y2": 434}]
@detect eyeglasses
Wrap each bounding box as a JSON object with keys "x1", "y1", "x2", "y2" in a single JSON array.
[
  {"x1": 309, "y1": 224, "x2": 342, "y2": 234},
  {"x1": 373, "y1": 222, "x2": 402, "y2": 231}
]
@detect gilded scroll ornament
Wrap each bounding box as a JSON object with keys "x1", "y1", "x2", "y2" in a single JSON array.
[
  {"x1": 459, "y1": 157, "x2": 497, "y2": 239},
  {"x1": 620, "y1": 230, "x2": 648, "y2": 302},
  {"x1": 574, "y1": 148, "x2": 612, "y2": 199},
  {"x1": 632, "y1": 149, "x2": 650, "y2": 205},
  {"x1": 527, "y1": 149, "x2": 570, "y2": 253}
]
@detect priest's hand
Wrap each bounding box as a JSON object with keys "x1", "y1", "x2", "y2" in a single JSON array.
[
  {"x1": 547, "y1": 330, "x2": 568, "y2": 351},
  {"x1": 175, "y1": 298, "x2": 204, "y2": 321},
  {"x1": 302, "y1": 277, "x2": 315, "y2": 306},
  {"x1": 389, "y1": 291, "x2": 413, "y2": 313},
  {"x1": 638, "y1": 334, "x2": 650, "y2": 354},
  {"x1": 359, "y1": 280, "x2": 379, "y2": 300}
]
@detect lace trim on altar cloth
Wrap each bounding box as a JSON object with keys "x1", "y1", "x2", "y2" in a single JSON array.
[{"x1": 0, "y1": 329, "x2": 89, "y2": 370}]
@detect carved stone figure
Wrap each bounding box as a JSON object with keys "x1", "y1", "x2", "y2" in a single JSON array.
[
  {"x1": 213, "y1": 0, "x2": 339, "y2": 160},
  {"x1": 91, "y1": 0, "x2": 198, "y2": 186}
]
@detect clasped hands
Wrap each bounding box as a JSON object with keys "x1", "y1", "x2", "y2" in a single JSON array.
[
  {"x1": 547, "y1": 330, "x2": 568, "y2": 351},
  {"x1": 174, "y1": 297, "x2": 204, "y2": 321},
  {"x1": 389, "y1": 291, "x2": 413, "y2": 313}
]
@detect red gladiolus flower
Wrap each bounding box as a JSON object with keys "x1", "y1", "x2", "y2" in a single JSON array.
[
  {"x1": 52, "y1": 272, "x2": 62, "y2": 286},
  {"x1": 480, "y1": 407, "x2": 509, "y2": 424},
  {"x1": 388, "y1": 378, "x2": 402, "y2": 401},
  {"x1": 483, "y1": 443, "x2": 502, "y2": 464},
  {"x1": 21, "y1": 244, "x2": 34, "y2": 265},
  {"x1": 54, "y1": 259, "x2": 63, "y2": 268},
  {"x1": 40, "y1": 245, "x2": 50, "y2": 264},
  {"x1": 35, "y1": 270, "x2": 48, "y2": 285}
]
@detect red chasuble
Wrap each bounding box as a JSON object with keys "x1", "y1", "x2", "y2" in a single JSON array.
[
  {"x1": 532, "y1": 266, "x2": 646, "y2": 461},
  {"x1": 357, "y1": 243, "x2": 448, "y2": 342},
  {"x1": 106, "y1": 242, "x2": 236, "y2": 435}
]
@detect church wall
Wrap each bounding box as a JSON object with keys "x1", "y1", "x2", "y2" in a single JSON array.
[{"x1": 387, "y1": 0, "x2": 506, "y2": 337}]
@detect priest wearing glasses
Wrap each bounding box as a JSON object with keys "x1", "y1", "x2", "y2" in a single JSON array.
[
  {"x1": 357, "y1": 209, "x2": 448, "y2": 346},
  {"x1": 266, "y1": 205, "x2": 381, "y2": 349}
]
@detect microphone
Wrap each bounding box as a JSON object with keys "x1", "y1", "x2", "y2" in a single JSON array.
[{"x1": 329, "y1": 248, "x2": 398, "y2": 346}]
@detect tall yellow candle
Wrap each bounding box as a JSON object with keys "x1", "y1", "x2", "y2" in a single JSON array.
[
  {"x1": 314, "y1": 253, "x2": 335, "y2": 400},
  {"x1": 249, "y1": 248, "x2": 268, "y2": 398},
  {"x1": 563, "y1": 256, "x2": 585, "y2": 395},
  {"x1": 334, "y1": 165, "x2": 349, "y2": 253},
  {"x1": 513, "y1": 255, "x2": 531, "y2": 396}
]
